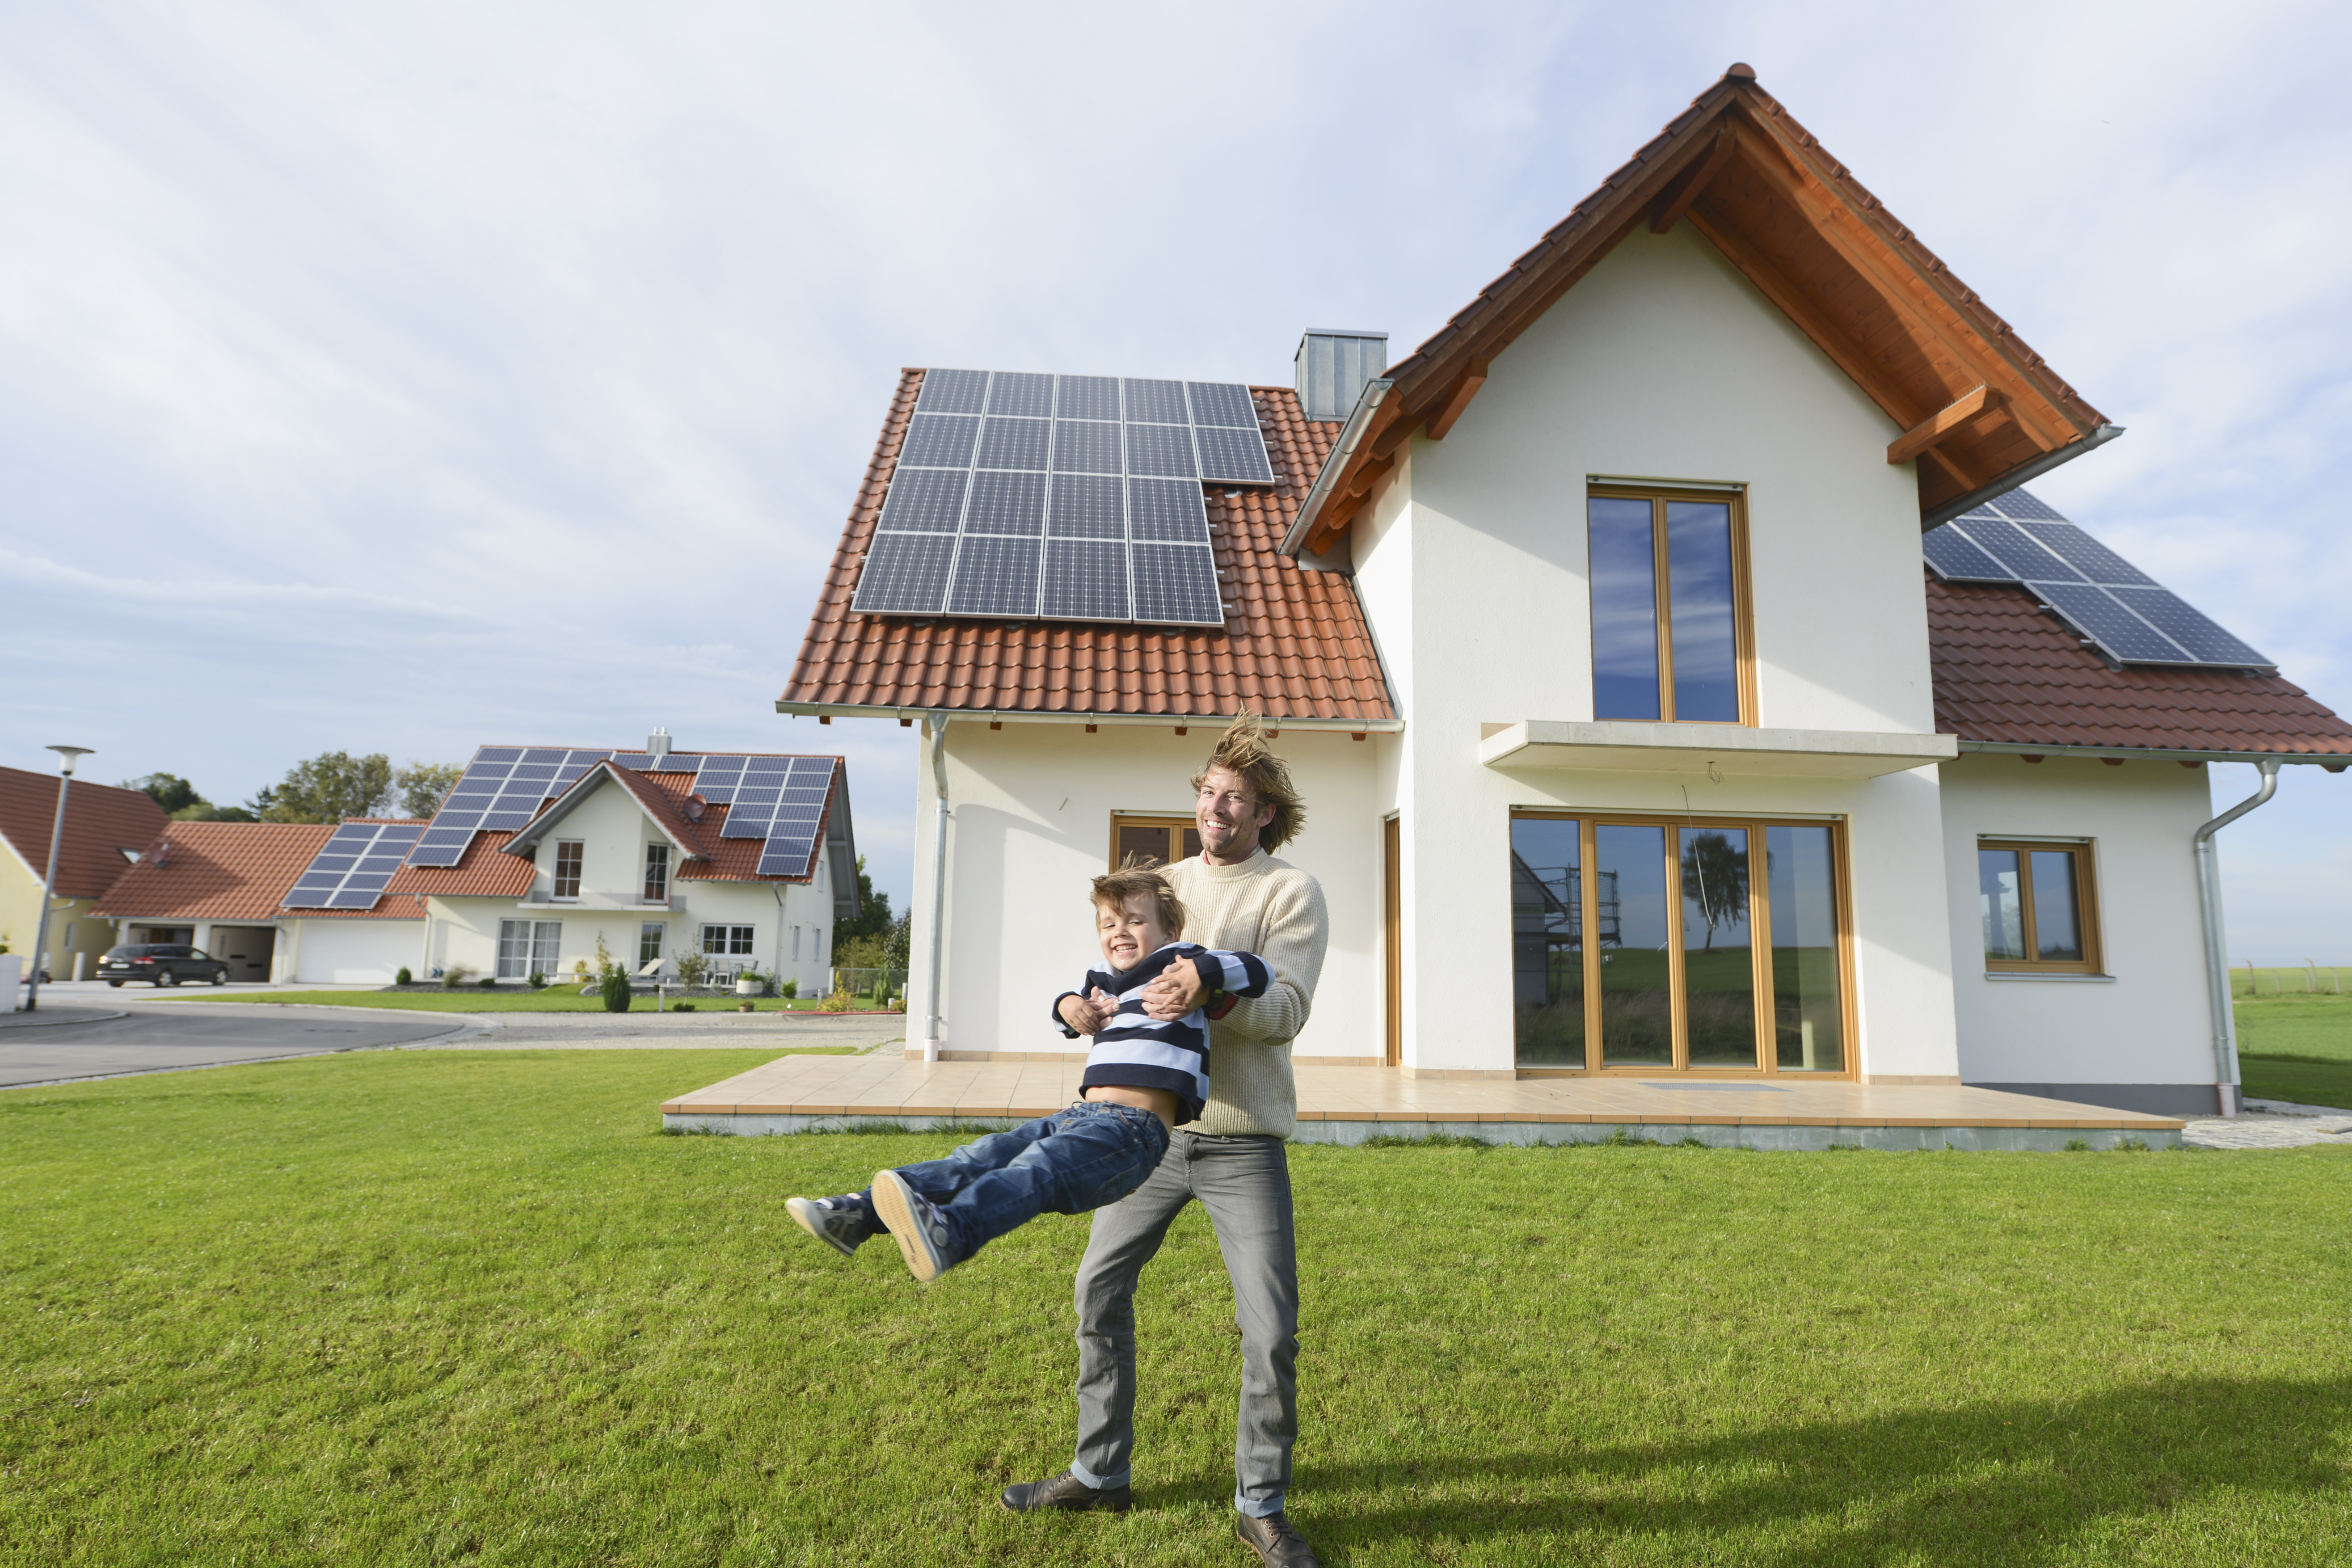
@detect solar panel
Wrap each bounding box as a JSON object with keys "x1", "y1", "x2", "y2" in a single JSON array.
[
  {"x1": 286, "y1": 822, "x2": 423, "y2": 909},
  {"x1": 402, "y1": 746, "x2": 610, "y2": 867},
  {"x1": 1919, "y1": 487, "x2": 2273, "y2": 670},
  {"x1": 849, "y1": 367, "x2": 1266, "y2": 628}
]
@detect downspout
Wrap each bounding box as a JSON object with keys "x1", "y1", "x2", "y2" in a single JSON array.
[
  {"x1": 919, "y1": 711, "x2": 951, "y2": 1062},
  {"x1": 2193, "y1": 757, "x2": 2279, "y2": 1117},
  {"x1": 772, "y1": 882, "x2": 787, "y2": 996}
]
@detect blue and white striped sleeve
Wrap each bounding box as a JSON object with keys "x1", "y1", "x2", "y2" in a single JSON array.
[{"x1": 1197, "y1": 948, "x2": 1272, "y2": 999}]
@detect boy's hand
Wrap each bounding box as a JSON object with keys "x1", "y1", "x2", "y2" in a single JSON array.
[
  {"x1": 1058, "y1": 989, "x2": 1118, "y2": 1036},
  {"x1": 1142, "y1": 957, "x2": 1207, "y2": 1020}
]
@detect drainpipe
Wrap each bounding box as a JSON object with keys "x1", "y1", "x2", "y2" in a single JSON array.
[
  {"x1": 919, "y1": 712, "x2": 951, "y2": 1062},
  {"x1": 2194, "y1": 757, "x2": 2279, "y2": 1117}
]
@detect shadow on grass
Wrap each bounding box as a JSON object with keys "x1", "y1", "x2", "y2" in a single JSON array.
[{"x1": 1157, "y1": 1374, "x2": 2352, "y2": 1564}]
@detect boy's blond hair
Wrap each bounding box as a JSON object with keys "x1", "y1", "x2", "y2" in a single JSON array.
[
  {"x1": 1092, "y1": 865, "x2": 1186, "y2": 940},
  {"x1": 1190, "y1": 711, "x2": 1306, "y2": 855}
]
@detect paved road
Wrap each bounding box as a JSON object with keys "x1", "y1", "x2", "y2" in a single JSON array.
[{"x1": 0, "y1": 1003, "x2": 473, "y2": 1089}]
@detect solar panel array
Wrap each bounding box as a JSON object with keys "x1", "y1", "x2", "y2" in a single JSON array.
[
  {"x1": 850, "y1": 367, "x2": 1274, "y2": 626},
  {"x1": 395, "y1": 745, "x2": 840, "y2": 890},
  {"x1": 285, "y1": 822, "x2": 426, "y2": 910},
  {"x1": 1923, "y1": 489, "x2": 2272, "y2": 670}
]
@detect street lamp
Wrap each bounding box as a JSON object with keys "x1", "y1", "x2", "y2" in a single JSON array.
[{"x1": 24, "y1": 745, "x2": 93, "y2": 1013}]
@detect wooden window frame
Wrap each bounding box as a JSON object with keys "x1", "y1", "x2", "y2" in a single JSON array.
[
  {"x1": 1510, "y1": 809, "x2": 1857, "y2": 1079},
  {"x1": 1587, "y1": 484, "x2": 1759, "y2": 727},
  {"x1": 1977, "y1": 839, "x2": 2103, "y2": 975},
  {"x1": 1109, "y1": 813, "x2": 1201, "y2": 872},
  {"x1": 643, "y1": 843, "x2": 670, "y2": 904},
  {"x1": 552, "y1": 840, "x2": 583, "y2": 901}
]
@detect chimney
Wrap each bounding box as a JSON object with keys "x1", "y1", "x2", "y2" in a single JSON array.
[
  {"x1": 647, "y1": 727, "x2": 672, "y2": 764},
  {"x1": 1294, "y1": 330, "x2": 1388, "y2": 422}
]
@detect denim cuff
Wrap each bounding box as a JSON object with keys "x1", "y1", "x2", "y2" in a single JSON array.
[
  {"x1": 1235, "y1": 1490, "x2": 1286, "y2": 1518},
  {"x1": 1069, "y1": 1458, "x2": 1129, "y2": 1491}
]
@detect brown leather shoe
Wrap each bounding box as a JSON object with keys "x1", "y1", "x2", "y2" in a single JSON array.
[
  {"x1": 999, "y1": 1469, "x2": 1132, "y2": 1513},
  {"x1": 1237, "y1": 1510, "x2": 1322, "y2": 1567}
]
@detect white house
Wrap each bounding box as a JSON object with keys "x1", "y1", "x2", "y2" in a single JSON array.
[
  {"x1": 92, "y1": 737, "x2": 859, "y2": 991},
  {"x1": 779, "y1": 65, "x2": 2350, "y2": 1117}
]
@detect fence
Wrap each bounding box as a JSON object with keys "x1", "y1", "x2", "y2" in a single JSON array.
[
  {"x1": 2232, "y1": 963, "x2": 2346, "y2": 998},
  {"x1": 827, "y1": 967, "x2": 908, "y2": 1002}
]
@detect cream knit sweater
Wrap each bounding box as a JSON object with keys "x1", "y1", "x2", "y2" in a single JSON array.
[{"x1": 1160, "y1": 849, "x2": 1329, "y2": 1138}]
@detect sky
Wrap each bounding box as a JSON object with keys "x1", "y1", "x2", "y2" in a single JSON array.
[{"x1": 2, "y1": 1, "x2": 2346, "y2": 961}]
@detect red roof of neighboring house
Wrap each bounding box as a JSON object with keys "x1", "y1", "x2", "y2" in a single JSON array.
[
  {"x1": 0, "y1": 767, "x2": 170, "y2": 900},
  {"x1": 781, "y1": 371, "x2": 1396, "y2": 723},
  {"x1": 1926, "y1": 574, "x2": 2352, "y2": 759},
  {"x1": 93, "y1": 821, "x2": 426, "y2": 922}
]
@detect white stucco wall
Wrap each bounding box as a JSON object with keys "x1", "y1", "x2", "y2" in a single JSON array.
[
  {"x1": 289, "y1": 919, "x2": 418, "y2": 983},
  {"x1": 1937, "y1": 752, "x2": 2221, "y2": 1091},
  {"x1": 910, "y1": 720, "x2": 1385, "y2": 1060},
  {"x1": 1348, "y1": 219, "x2": 1958, "y2": 1079}
]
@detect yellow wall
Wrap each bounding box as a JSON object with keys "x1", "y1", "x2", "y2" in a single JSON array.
[{"x1": 0, "y1": 847, "x2": 116, "y2": 980}]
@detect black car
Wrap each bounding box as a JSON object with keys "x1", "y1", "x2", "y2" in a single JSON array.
[{"x1": 97, "y1": 944, "x2": 231, "y2": 988}]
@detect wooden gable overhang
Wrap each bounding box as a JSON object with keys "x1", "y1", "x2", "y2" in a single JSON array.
[{"x1": 1285, "y1": 63, "x2": 2116, "y2": 556}]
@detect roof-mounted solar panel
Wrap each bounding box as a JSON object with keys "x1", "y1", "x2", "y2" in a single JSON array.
[
  {"x1": 850, "y1": 367, "x2": 1255, "y2": 628},
  {"x1": 285, "y1": 822, "x2": 423, "y2": 910},
  {"x1": 1921, "y1": 488, "x2": 2272, "y2": 670}
]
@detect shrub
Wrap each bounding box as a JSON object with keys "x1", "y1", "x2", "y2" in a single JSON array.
[
  {"x1": 675, "y1": 950, "x2": 710, "y2": 990},
  {"x1": 442, "y1": 963, "x2": 475, "y2": 988},
  {"x1": 478, "y1": 976, "x2": 497, "y2": 989},
  {"x1": 674, "y1": 1002, "x2": 696, "y2": 1013},
  {"x1": 395, "y1": 966, "x2": 413, "y2": 986},
  {"x1": 819, "y1": 985, "x2": 854, "y2": 1014},
  {"x1": 600, "y1": 971, "x2": 631, "y2": 1013},
  {"x1": 527, "y1": 972, "x2": 547, "y2": 990},
  {"x1": 779, "y1": 978, "x2": 798, "y2": 999}
]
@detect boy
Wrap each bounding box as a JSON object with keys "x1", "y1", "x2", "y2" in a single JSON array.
[{"x1": 787, "y1": 866, "x2": 1271, "y2": 1282}]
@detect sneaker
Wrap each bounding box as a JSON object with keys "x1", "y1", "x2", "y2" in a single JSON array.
[
  {"x1": 1236, "y1": 1511, "x2": 1322, "y2": 1568},
  {"x1": 785, "y1": 1193, "x2": 869, "y2": 1259},
  {"x1": 869, "y1": 1168, "x2": 954, "y2": 1282},
  {"x1": 1000, "y1": 1469, "x2": 1132, "y2": 1513}
]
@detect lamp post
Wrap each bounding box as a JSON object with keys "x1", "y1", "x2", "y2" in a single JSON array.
[{"x1": 24, "y1": 745, "x2": 94, "y2": 1013}]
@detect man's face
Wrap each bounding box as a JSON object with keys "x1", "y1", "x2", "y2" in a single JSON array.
[
  {"x1": 1195, "y1": 765, "x2": 1274, "y2": 860},
  {"x1": 1097, "y1": 894, "x2": 1172, "y2": 972}
]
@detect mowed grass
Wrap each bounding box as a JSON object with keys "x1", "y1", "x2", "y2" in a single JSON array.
[
  {"x1": 2237, "y1": 992, "x2": 2352, "y2": 1109},
  {"x1": 168, "y1": 988, "x2": 901, "y2": 1016},
  {"x1": 4, "y1": 1054, "x2": 2351, "y2": 1566}
]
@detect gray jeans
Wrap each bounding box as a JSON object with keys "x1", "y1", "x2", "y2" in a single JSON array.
[{"x1": 1068, "y1": 1129, "x2": 1298, "y2": 1517}]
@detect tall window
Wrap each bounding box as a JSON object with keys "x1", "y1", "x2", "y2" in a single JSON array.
[
  {"x1": 553, "y1": 841, "x2": 583, "y2": 899},
  {"x1": 1978, "y1": 841, "x2": 2101, "y2": 974},
  {"x1": 1111, "y1": 814, "x2": 1202, "y2": 870},
  {"x1": 1589, "y1": 488, "x2": 1752, "y2": 724},
  {"x1": 639, "y1": 922, "x2": 665, "y2": 966},
  {"x1": 700, "y1": 924, "x2": 756, "y2": 956},
  {"x1": 496, "y1": 919, "x2": 562, "y2": 980},
  {"x1": 1511, "y1": 813, "x2": 1847, "y2": 1074},
  {"x1": 643, "y1": 843, "x2": 670, "y2": 903}
]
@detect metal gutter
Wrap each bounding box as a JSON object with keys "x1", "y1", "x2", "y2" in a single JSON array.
[
  {"x1": 2193, "y1": 757, "x2": 2280, "y2": 1117},
  {"x1": 1280, "y1": 376, "x2": 1395, "y2": 556},
  {"x1": 1954, "y1": 740, "x2": 2350, "y2": 769},
  {"x1": 1918, "y1": 423, "x2": 2125, "y2": 532},
  {"x1": 776, "y1": 701, "x2": 1402, "y2": 735}
]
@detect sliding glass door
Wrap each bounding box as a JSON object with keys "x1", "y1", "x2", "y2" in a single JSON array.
[{"x1": 1510, "y1": 814, "x2": 1850, "y2": 1075}]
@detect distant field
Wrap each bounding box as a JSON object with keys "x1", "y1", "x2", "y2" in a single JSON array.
[
  {"x1": 2231, "y1": 964, "x2": 2348, "y2": 998},
  {"x1": 2236, "y1": 992, "x2": 2352, "y2": 1108}
]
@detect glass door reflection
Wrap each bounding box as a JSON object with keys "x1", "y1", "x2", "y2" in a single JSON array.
[
  {"x1": 1597, "y1": 824, "x2": 1673, "y2": 1066},
  {"x1": 1509, "y1": 818, "x2": 1584, "y2": 1066},
  {"x1": 1679, "y1": 826, "x2": 1756, "y2": 1066}
]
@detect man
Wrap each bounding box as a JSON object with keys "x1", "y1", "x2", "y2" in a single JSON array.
[{"x1": 1005, "y1": 713, "x2": 1330, "y2": 1568}]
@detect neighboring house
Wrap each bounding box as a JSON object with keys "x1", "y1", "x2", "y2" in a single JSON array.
[
  {"x1": 0, "y1": 765, "x2": 168, "y2": 982},
  {"x1": 781, "y1": 64, "x2": 2351, "y2": 1116},
  {"x1": 89, "y1": 738, "x2": 860, "y2": 990}
]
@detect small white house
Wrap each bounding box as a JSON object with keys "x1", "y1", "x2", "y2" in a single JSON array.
[
  {"x1": 780, "y1": 65, "x2": 2350, "y2": 1116},
  {"x1": 92, "y1": 738, "x2": 859, "y2": 991}
]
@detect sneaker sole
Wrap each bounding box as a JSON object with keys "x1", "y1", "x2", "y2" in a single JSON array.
[
  {"x1": 784, "y1": 1197, "x2": 856, "y2": 1259},
  {"x1": 870, "y1": 1169, "x2": 949, "y2": 1282}
]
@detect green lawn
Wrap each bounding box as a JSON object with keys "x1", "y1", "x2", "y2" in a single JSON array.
[
  {"x1": 2237, "y1": 992, "x2": 2352, "y2": 1109},
  {"x1": 5, "y1": 1052, "x2": 2352, "y2": 1563},
  {"x1": 171, "y1": 988, "x2": 904, "y2": 1016}
]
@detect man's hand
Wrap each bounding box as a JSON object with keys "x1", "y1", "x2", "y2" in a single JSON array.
[
  {"x1": 1141, "y1": 956, "x2": 1208, "y2": 1021},
  {"x1": 1058, "y1": 988, "x2": 1118, "y2": 1036}
]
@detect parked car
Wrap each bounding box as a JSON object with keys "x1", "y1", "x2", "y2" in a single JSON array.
[{"x1": 97, "y1": 944, "x2": 230, "y2": 988}]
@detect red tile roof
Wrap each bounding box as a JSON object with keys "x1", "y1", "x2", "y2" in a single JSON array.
[
  {"x1": 781, "y1": 371, "x2": 1396, "y2": 723},
  {"x1": 0, "y1": 767, "x2": 169, "y2": 900},
  {"x1": 382, "y1": 827, "x2": 536, "y2": 902},
  {"x1": 93, "y1": 821, "x2": 426, "y2": 922},
  {"x1": 1927, "y1": 574, "x2": 2352, "y2": 759}
]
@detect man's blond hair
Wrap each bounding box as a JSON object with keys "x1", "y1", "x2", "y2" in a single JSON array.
[
  {"x1": 1190, "y1": 711, "x2": 1306, "y2": 856},
  {"x1": 1092, "y1": 865, "x2": 1186, "y2": 940}
]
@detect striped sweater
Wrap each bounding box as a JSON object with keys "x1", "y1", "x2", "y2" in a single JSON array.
[{"x1": 1053, "y1": 943, "x2": 1272, "y2": 1125}]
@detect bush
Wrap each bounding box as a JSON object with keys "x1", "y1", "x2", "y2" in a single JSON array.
[
  {"x1": 600, "y1": 971, "x2": 631, "y2": 1013},
  {"x1": 674, "y1": 1002, "x2": 696, "y2": 1013},
  {"x1": 395, "y1": 966, "x2": 413, "y2": 986},
  {"x1": 819, "y1": 985, "x2": 854, "y2": 1014},
  {"x1": 675, "y1": 950, "x2": 710, "y2": 990},
  {"x1": 779, "y1": 979, "x2": 798, "y2": 999},
  {"x1": 527, "y1": 972, "x2": 546, "y2": 990},
  {"x1": 477, "y1": 976, "x2": 497, "y2": 989},
  {"x1": 442, "y1": 963, "x2": 475, "y2": 989}
]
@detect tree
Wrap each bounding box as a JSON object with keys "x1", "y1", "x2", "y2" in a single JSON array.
[
  {"x1": 392, "y1": 761, "x2": 464, "y2": 819},
  {"x1": 836, "y1": 855, "x2": 895, "y2": 942},
  {"x1": 258, "y1": 752, "x2": 395, "y2": 824},
  {"x1": 1679, "y1": 831, "x2": 1749, "y2": 952},
  {"x1": 123, "y1": 773, "x2": 202, "y2": 813}
]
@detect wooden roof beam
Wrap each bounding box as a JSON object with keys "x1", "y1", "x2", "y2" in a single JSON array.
[
  {"x1": 1887, "y1": 384, "x2": 2006, "y2": 466},
  {"x1": 1651, "y1": 125, "x2": 1736, "y2": 234},
  {"x1": 1424, "y1": 356, "x2": 1492, "y2": 441},
  {"x1": 1922, "y1": 443, "x2": 1985, "y2": 494}
]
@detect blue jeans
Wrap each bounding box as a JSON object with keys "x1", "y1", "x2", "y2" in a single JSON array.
[{"x1": 884, "y1": 1101, "x2": 1171, "y2": 1266}]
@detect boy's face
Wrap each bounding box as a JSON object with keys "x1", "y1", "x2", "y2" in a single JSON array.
[{"x1": 1096, "y1": 894, "x2": 1171, "y2": 973}]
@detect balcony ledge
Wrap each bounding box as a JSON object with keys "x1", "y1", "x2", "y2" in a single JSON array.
[{"x1": 1479, "y1": 721, "x2": 1957, "y2": 778}]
